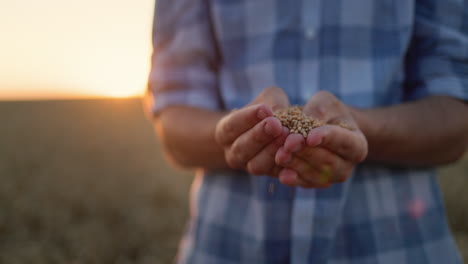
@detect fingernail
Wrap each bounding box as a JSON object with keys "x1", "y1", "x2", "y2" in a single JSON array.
[
  {"x1": 288, "y1": 170, "x2": 299, "y2": 186},
  {"x1": 293, "y1": 174, "x2": 299, "y2": 185},
  {"x1": 308, "y1": 137, "x2": 322, "y2": 147},
  {"x1": 265, "y1": 121, "x2": 281, "y2": 137},
  {"x1": 264, "y1": 122, "x2": 273, "y2": 135},
  {"x1": 257, "y1": 108, "x2": 267, "y2": 119}
]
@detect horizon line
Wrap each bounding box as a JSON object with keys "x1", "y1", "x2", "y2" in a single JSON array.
[{"x1": 0, "y1": 95, "x2": 143, "y2": 103}]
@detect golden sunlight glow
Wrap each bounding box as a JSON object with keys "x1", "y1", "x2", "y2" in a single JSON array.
[{"x1": 0, "y1": 0, "x2": 154, "y2": 100}]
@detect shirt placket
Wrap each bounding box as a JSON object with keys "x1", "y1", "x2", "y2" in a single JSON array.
[
  {"x1": 298, "y1": 0, "x2": 321, "y2": 105},
  {"x1": 291, "y1": 189, "x2": 317, "y2": 264},
  {"x1": 292, "y1": 1, "x2": 322, "y2": 262}
]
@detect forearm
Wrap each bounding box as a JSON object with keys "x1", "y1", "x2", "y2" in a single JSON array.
[
  {"x1": 154, "y1": 105, "x2": 228, "y2": 170},
  {"x1": 351, "y1": 96, "x2": 468, "y2": 166}
]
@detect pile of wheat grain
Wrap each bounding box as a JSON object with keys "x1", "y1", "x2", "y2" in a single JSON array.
[
  {"x1": 273, "y1": 106, "x2": 323, "y2": 137},
  {"x1": 274, "y1": 105, "x2": 354, "y2": 137}
]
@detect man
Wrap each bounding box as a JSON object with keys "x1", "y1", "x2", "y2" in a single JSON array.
[{"x1": 146, "y1": 0, "x2": 468, "y2": 263}]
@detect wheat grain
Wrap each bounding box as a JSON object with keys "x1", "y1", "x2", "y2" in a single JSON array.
[{"x1": 273, "y1": 105, "x2": 354, "y2": 137}]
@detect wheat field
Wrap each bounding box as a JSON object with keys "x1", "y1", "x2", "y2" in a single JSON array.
[{"x1": 0, "y1": 98, "x2": 466, "y2": 263}]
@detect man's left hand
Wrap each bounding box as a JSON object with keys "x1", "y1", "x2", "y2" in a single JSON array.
[{"x1": 275, "y1": 91, "x2": 368, "y2": 188}]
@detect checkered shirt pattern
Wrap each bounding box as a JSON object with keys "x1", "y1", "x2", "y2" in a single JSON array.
[{"x1": 147, "y1": 0, "x2": 468, "y2": 263}]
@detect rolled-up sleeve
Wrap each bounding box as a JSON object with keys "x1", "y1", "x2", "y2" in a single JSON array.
[
  {"x1": 146, "y1": 0, "x2": 222, "y2": 116},
  {"x1": 404, "y1": 0, "x2": 468, "y2": 101}
]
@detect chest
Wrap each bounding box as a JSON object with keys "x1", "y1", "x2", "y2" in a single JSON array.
[
  {"x1": 209, "y1": 0, "x2": 415, "y2": 108},
  {"x1": 210, "y1": 0, "x2": 414, "y2": 45}
]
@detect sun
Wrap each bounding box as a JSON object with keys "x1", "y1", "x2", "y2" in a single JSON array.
[
  {"x1": 82, "y1": 63, "x2": 148, "y2": 99},
  {"x1": 106, "y1": 88, "x2": 142, "y2": 98},
  {"x1": 0, "y1": 0, "x2": 154, "y2": 101}
]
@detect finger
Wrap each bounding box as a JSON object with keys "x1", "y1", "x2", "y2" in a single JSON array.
[
  {"x1": 247, "y1": 127, "x2": 289, "y2": 176},
  {"x1": 278, "y1": 168, "x2": 299, "y2": 186},
  {"x1": 302, "y1": 91, "x2": 343, "y2": 121},
  {"x1": 278, "y1": 145, "x2": 352, "y2": 184},
  {"x1": 284, "y1": 133, "x2": 306, "y2": 153},
  {"x1": 294, "y1": 147, "x2": 354, "y2": 183},
  {"x1": 277, "y1": 148, "x2": 321, "y2": 182},
  {"x1": 306, "y1": 125, "x2": 368, "y2": 163},
  {"x1": 275, "y1": 146, "x2": 292, "y2": 166},
  {"x1": 250, "y1": 87, "x2": 290, "y2": 111},
  {"x1": 280, "y1": 154, "x2": 338, "y2": 187},
  {"x1": 298, "y1": 178, "x2": 332, "y2": 189},
  {"x1": 278, "y1": 167, "x2": 331, "y2": 189},
  {"x1": 216, "y1": 104, "x2": 273, "y2": 146},
  {"x1": 226, "y1": 116, "x2": 283, "y2": 169},
  {"x1": 273, "y1": 134, "x2": 305, "y2": 165}
]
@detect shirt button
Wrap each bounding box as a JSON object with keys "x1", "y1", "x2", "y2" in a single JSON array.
[{"x1": 304, "y1": 28, "x2": 316, "y2": 39}]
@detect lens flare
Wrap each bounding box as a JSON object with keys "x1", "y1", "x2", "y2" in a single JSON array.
[{"x1": 407, "y1": 199, "x2": 426, "y2": 219}]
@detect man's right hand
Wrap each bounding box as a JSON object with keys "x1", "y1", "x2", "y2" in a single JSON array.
[{"x1": 215, "y1": 87, "x2": 289, "y2": 176}]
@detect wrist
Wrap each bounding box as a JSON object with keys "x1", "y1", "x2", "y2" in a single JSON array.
[
  {"x1": 348, "y1": 106, "x2": 382, "y2": 162},
  {"x1": 348, "y1": 106, "x2": 372, "y2": 137}
]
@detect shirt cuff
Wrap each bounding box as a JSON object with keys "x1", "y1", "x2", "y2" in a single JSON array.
[
  {"x1": 406, "y1": 76, "x2": 468, "y2": 102},
  {"x1": 146, "y1": 87, "x2": 221, "y2": 117}
]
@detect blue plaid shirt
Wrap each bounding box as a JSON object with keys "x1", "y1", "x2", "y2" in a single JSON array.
[{"x1": 148, "y1": 0, "x2": 468, "y2": 263}]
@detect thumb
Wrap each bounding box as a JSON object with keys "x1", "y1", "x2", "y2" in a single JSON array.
[
  {"x1": 250, "y1": 87, "x2": 290, "y2": 111},
  {"x1": 303, "y1": 91, "x2": 341, "y2": 122}
]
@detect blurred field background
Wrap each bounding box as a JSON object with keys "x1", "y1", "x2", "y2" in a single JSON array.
[{"x1": 0, "y1": 98, "x2": 467, "y2": 264}]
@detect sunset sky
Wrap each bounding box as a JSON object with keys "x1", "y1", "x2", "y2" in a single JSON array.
[{"x1": 0, "y1": 0, "x2": 154, "y2": 100}]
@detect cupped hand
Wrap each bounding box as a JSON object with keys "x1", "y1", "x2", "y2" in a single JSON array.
[
  {"x1": 215, "y1": 87, "x2": 290, "y2": 176},
  {"x1": 275, "y1": 91, "x2": 368, "y2": 188}
]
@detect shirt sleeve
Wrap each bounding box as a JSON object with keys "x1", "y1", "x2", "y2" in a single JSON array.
[
  {"x1": 145, "y1": 0, "x2": 222, "y2": 116},
  {"x1": 404, "y1": 0, "x2": 468, "y2": 102}
]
